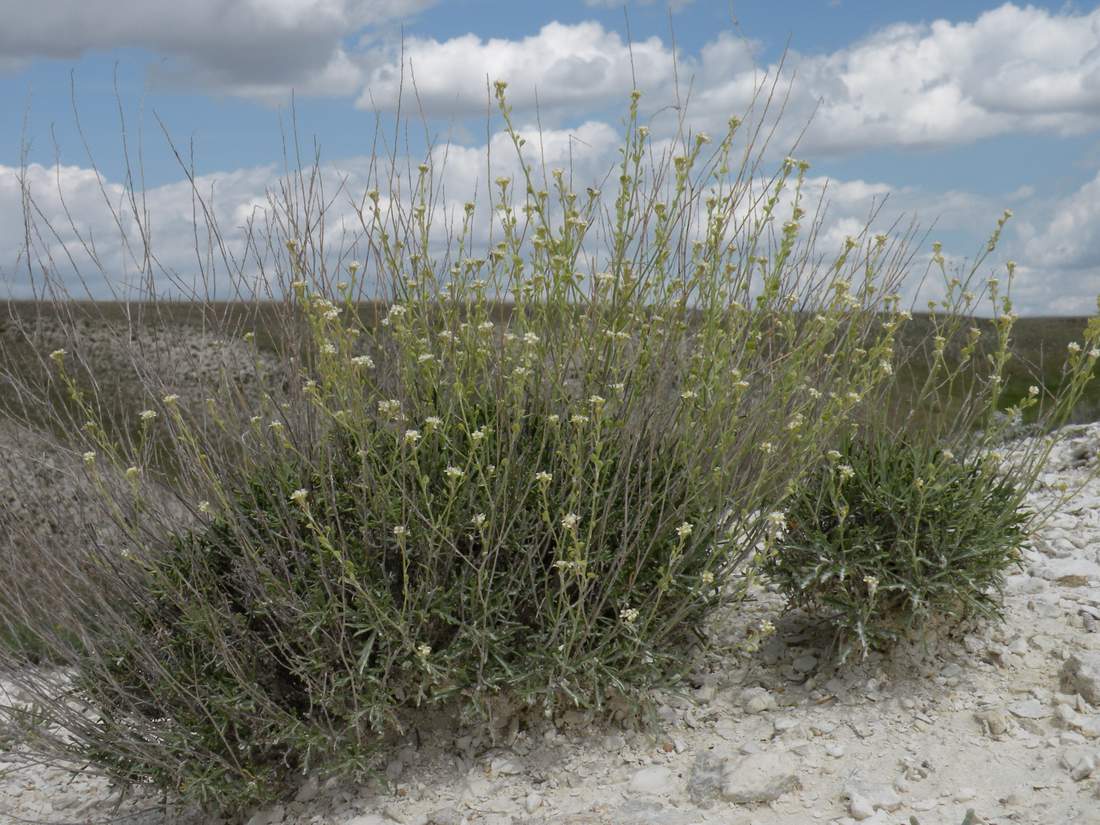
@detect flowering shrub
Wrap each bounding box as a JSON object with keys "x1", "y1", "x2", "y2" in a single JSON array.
[
  {"x1": 765, "y1": 233, "x2": 1100, "y2": 660},
  {"x1": 3, "y1": 83, "x2": 919, "y2": 814}
]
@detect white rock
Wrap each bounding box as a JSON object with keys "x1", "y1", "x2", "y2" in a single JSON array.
[
  {"x1": 346, "y1": 816, "x2": 389, "y2": 825},
  {"x1": 848, "y1": 792, "x2": 875, "y2": 820},
  {"x1": 488, "y1": 754, "x2": 524, "y2": 776},
  {"x1": 845, "y1": 780, "x2": 903, "y2": 813},
  {"x1": 524, "y1": 793, "x2": 542, "y2": 814},
  {"x1": 1062, "y1": 747, "x2": 1098, "y2": 781},
  {"x1": 1062, "y1": 652, "x2": 1100, "y2": 706},
  {"x1": 720, "y1": 751, "x2": 800, "y2": 803},
  {"x1": 1008, "y1": 699, "x2": 1051, "y2": 720},
  {"x1": 741, "y1": 687, "x2": 777, "y2": 714},
  {"x1": 1036, "y1": 558, "x2": 1100, "y2": 584},
  {"x1": 629, "y1": 766, "x2": 676, "y2": 796}
]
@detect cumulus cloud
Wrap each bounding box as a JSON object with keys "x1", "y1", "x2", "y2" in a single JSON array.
[
  {"x1": 1020, "y1": 171, "x2": 1100, "y2": 273},
  {"x1": 354, "y1": 4, "x2": 1100, "y2": 155},
  {"x1": 0, "y1": 0, "x2": 437, "y2": 102},
  {"x1": 583, "y1": 0, "x2": 695, "y2": 10},
  {"x1": 356, "y1": 22, "x2": 677, "y2": 118}
]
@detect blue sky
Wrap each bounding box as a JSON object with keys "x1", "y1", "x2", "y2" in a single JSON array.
[{"x1": 2, "y1": 0, "x2": 1100, "y2": 313}]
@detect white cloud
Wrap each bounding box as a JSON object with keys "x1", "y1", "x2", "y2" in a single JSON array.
[
  {"x1": 0, "y1": 0, "x2": 437, "y2": 102},
  {"x1": 584, "y1": 0, "x2": 695, "y2": 10},
  {"x1": 694, "y1": 3, "x2": 1100, "y2": 154},
  {"x1": 1020, "y1": 171, "x2": 1100, "y2": 273},
  {"x1": 353, "y1": 4, "x2": 1100, "y2": 156},
  {"x1": 356, "y1": 22, "x2": 676, "y2": 118}
]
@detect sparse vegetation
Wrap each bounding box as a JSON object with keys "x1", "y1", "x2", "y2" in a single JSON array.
[{"x1": 0, "y1": 77, "x2": 1098, "y2": 820}]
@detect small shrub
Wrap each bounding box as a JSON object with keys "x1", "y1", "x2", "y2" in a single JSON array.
[{"x1": 764, "y1": 434, "x2": 1030, "y2": 658}]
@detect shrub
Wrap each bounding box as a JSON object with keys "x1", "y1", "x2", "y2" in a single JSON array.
[
  {"x1": 0, "y1": 82, "x2": 931, "y2": 814},
  {"x1": 764, "y1": 433, "x2": 1030, "y2": 657},
  {"x1": 765, "y1": 231, "x2": 1100, "y2": 659}
]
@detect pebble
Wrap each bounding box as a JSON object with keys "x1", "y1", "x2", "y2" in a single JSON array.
[
  {"x1": 848, "y1": 792, "x2": 875, "y2": 820},
  {"x1": 741, "y1": 687, "x2": 778, "y2": 714},
  {"x1": 524, "y1": 792, "x2": 542, "y2": 814},
  {"x1": 629, "y1": 765, "x2": 676, "y2": 795},
  {"x1": 792, "y1": 655, "x2": 819, "y2": 674},
  {"x1": 1062, "y1": 747, "x2": 1098, "y2": 781}
]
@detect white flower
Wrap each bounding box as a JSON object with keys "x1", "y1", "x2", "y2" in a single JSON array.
[
  {"x1": 676, "y1": 522, "x2": 693, "y2": 539},
  {"x1": 1068, "y1": 341, "x2": 1082, "y2": 354},
  {"x1": 49, "y1": 349, "x2": 66, "y2": 364},
  {"x1": 470, "y1": 426, "x2": 488, "y2": 443},
  {"x1": 163, "y1": 394, "x2": 179, "y2": 405},
  {"x1": 445, "y1": 466, "x2": 465, "y2": 482},
  {"x1": 589, "y1": 394, "x2": 606, "y2": 409},
  {"x1": 125, "y1": 466, "x2": 141, "y2": 481},
  {"x1": 863, "y1": 575, "x2": 880, "y2": 594},
  {"x1": 478, "y1": 321, "x2": 495, "y2": 333},
  {"x1": 139, "y1": 409, "x2": 157, "y2": 423},
  {"x1": 941, "y1": 449, "x2": 955, "y2": 462},
  {"x1": 826, "y1": 450, "x2": 842, "y2": 461},
  {"x1": 535, "y1": 471, "x2": 553, "y2": 486},
  {"x1": 570, "y1": 414, "x2": 589, "y2": 426},
  {"x1": 198, "y1": 500, "x2": 213, "y2": 515},
  {"x1": 378, "y1": 399, "x2": 402, "y2": 419},
  {"x1": 609, "y1": 382, "x2": 625, "y2": 393},
  {"x1": 837, "y1": 464, "x2": 855, "y2": 482},
  {"x1": 403, "y1": 429, "x2": 421, "y2": 445},
  {"x1": 416, "y1": 643, "x2": 431, "y2": 658},
  {"x1": 523, "y1": 332, "x2": 540, "y2": 345},
  {"x1": 766, "y1": 511, "x2": 787, "y2": 532},
  {"x1": 472, "y1": 513, "x2": 487, "y2": 529},
  {"x1": 290, "y1": 488, "x2": 309, "y2": 506},
  {"x1": 759, "y1": 441, "x2": 775, "y2": 455},
  {"x1": 700, "y1": 571, "x2": 715, "y2": 585},
  {"x1": 417, "y1": 352, "x2": 435, "y2": 364},
  {"x1": 758, "y1": 619, "x2": 776, "y2": 636},
  {"x1": 321, "y1": 343, "x2": 337, "y2": 355},
  {"x1": 547, "y1": 414, "x2": 561, "y2": 426},
  {"x1": 680, "y1": 389, "x2": 699, "y2": 401},
  {"x1": 424, "y1": 416, "x2": 443, "y2": 431},
  {"x1": 351, "y1": 355, "x2": 375, "y2": 368},
  {"x1": 619, "y1": 607, "x2": 640, "y2": 624},
  {"x1": 561, "y1": 512, "x2": 580, "y2": 531},
  {"x1": 393, "y1": 525, "x2": 408, "y2": 539}
]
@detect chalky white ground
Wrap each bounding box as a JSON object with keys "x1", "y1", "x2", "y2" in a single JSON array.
[{"x1": 4, "y1": 426, "x2": 1100, "y2": 825}]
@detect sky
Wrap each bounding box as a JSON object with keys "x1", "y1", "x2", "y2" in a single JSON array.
[{"x1": 2, "y1": 0, "x2": 1100, "y2": 314}]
